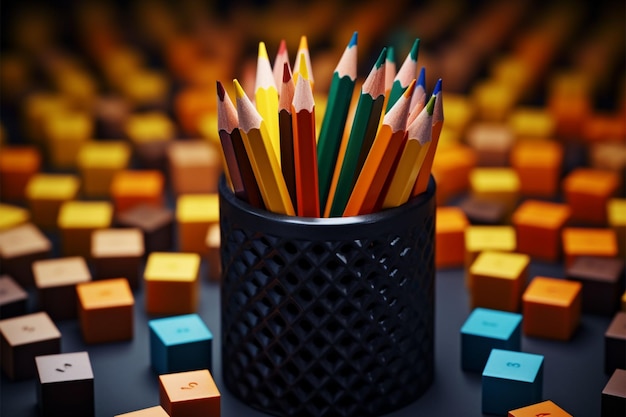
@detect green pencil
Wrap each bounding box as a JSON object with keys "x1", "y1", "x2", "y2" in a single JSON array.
[{"x1": 385, "y1": 38, "x2": 420, "y2": 112}]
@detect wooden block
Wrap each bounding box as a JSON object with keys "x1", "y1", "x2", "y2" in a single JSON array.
[
  {"x1": 22, "y1": 93, "x2": 71, "y2": 145},
  {"x1": 470, "y1": 251, "x2": 529, "y2": 312},
  {"x1": 562, "y1": 227, "x2": 618, "y2": 269},
  {"x1": 602, "y1": 368, "x2": 626, "y2": 417},
  {"x1": 110, "y1": 170, "x2": 164, "y2": 213},
  {"x1": 510, "y1": 140, "x2": 563, "y2": 197},
  {"x1": 522, "y1": 276, "x2": 582, "y2": 340},
  {"x1": 440, "y1": 93, "x2": 475, "y2": 133},
  {"x1": 149, "y1": 314, "x2": 213, "y2": 374},
  {"x1": 512, "y1": 200, "x2": 571, "y2": 262},
  {"x1": 43, "y1": 110, "x2": 93, "y2": 170},
  {"x1": 35, "y1": 351, "x2": 94, "y2": 417},
  {"x1": 77, "y1": 141, "x2": 131, "y2": 197},
  {"x1": 590, "y1": 142, "x2": 626, "y2": 174},
  {"x1": 465, "y1": 122, "x2": 515, "y2": 166},
  {"x1": 159, "y1": 369, "x2": 220, "y2": 417},
  {"x1": 26, "y1": 174, "x2": 80, "y2": 230},
  {"x1": 174, "y1": 87, "x2": 217, "y2": 137},
  {"x1": 508, "y1": 400, "x2": 573, "y2": 417},
  {"x1": 33, "y1": 257, "x2": 92, "y2": 320},
  {"x1": 469, "y1": 167, "x2": 520, "y2": 216},
  {"x1": 460, "y1": 307, "x2": 522, "y2": 372},
  {"x1": 93, "y1": 95, "x2": 131, "y2": 139},
  {"x1": 144, "y1": 252, "x2": 200, "y2": 315},
  {"x1": 58, "y1": 201, "x2": 113, "y2": 258},
  {"x1": 0, "y1": 223, "x2": 52, "y2": 287},
  {"x1": 459, "y1": 197, "x2": 507, "y2": 225},
  {"x1": 0, "y1": 146, "x2": 42, "y2": 201},
  {"x1": 0, "y1": 312, "x2": 61, "y2": 380},
  {"x1": 0, "y1": 203, "x2": 29, "y2": 230},
  {"x1": 116, "y1": 204, "x2": 174, "y2": 253},
  {"x1": 431, "y1": 144, "x2": 477, "y2": 205},
  {"x1": 607, "y1": 198, "x2": 626, "y2": 259},
  {"x1": 472, "y1": 80, "x2": 517, "y2": 122},
  {"x1": 436, "y1": 207, "x2": 469, "y2": 268},
  {"x1": 465, "y1": 226, "x2": 517, "y2": 287},
  {"x1": 547, "y1": 72, "x2": 592, "y2": 138},
  {"x1": 77, "y1": 278, "x2": 134, "y2": 344},
  {"x1": 91, "y1": 228, "x2": 144, "y2": 289},
  {"x1": 482, "y1": 349, "x2": 544, "y2": 416},
  {"x1": 118, "y1": 69, "x2": 168, "y2": 109},
  {"x1": 563, "y1": 168, "x2": 620, "y2": 225},
  {"x1": 124, "y1": 112, "x2": 174, "y2": 171},
  {"x1": 566, "y1": 256, "x2": 625, "y2": 316},
  {"x1": 176, "y1": 194, "x2": 219, "y2": 254},
  {"x1": 0, "y1": 275, "x2": 28, "y2": 318},
  {"x1": 507, "y1": 107, "x2": 556, "y2": 140},
  {"x1": 605, "y1": 312, "x2": 626, "y2": 374},
  {"x1": 167, "y1": 141, "x2": 222, "y2": 196},
  {"x1": 205, "y1": 224, "x2": 221, "y2": 281},
  {"x1": 115, "y1": 406, "x2": 170, "y2": 417}
]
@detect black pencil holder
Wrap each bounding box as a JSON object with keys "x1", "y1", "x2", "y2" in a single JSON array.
[{"x1": 219, "y1": 175, "x2": 436, "y2": 417}]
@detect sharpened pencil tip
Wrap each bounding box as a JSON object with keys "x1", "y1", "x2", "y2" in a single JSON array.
[
  {"x1": 375, "y1": 47, "x2": 387, "y2": 68},
  {"x1": 282, "y1": 62, "x2": 292, "y2": 83},
  {"x1": 298, "y1": 35, "x2": 309, "y2": 51},
  {"x1": 426, "y1": 94, "x2": 436, "y2": 115},
  {"x1": 349, "y1": 32, "x2": 358, "y2": 48},
  {"x1": 403, "y1": 79, "x2": 416, "y2": 98},
  {"x1": 417, "y1": 67, "x2": 426, "y2": 89},
  {"x1": 233, "y1": 79, "x2": 246, "y2": 99},
  {"x1": 278, "y1": 39, "x2": 287, "y2": 54},
  {"x1": 410, "y1": 38, "x2": 421, "y2": 60},
  {"x1": 386, "y1": 46, "x2": 395, "y2": 63},
  {"x1": 433, "y1": 78, "x2": 442, "y2": 96},
  {"x1": 258, "y1": 41, "x2": 269, "y2": 61},
  {"x1": 216, "y1": 81, "x2": 225, "y2": 101},
  {"x1": 297, "y1": 53, "x2": 309, "y2": 80}
]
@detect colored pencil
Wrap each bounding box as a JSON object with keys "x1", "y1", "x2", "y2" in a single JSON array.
[
  {"x1": 293, "y1": 35, "x2": 314, "y2": 89},
  {"x1": 272, "y1": 39, "x2": 290, "y2": 89},
  {"x1": 325, "y1": 48, "x2": 387, "y2": 217},
  {"x1": 216, "y1": 81, "x2": 264, "y2": 209},
  {"x1": 343, "y1": 79, "x2": 415, "y2": 217},
  {"x1": 255, "y1": 41, "x2": 281, "y2": 162},
  {"x1": 382, "y1": 94, "x2": 435, "y2": 209},
  {"x1": 412, "y1": 78, "x2": 443, "y2": 196},
  {"x1": 317, "y1": 31, "x2": 358, "y2": 214},
  {"x1": 278, "y1": 62, "x2": 297, "y2": 210},
  {"x1": 385, "y1": 46, "x2": 397, "y2": 95},
  {"x1": 407, "y1": 66, "x2": 427, "y2": 126},
  {"x1": 385, "y1": 38, "x2": 420, "y2": 112},
  {"x1": 234, "y1": 79, "x2": 295, "y2": 216},
  {"x1": 292, "y1": 68, "x2": 320, "y2": 217}
]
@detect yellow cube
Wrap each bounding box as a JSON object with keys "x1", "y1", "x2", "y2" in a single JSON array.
[
  {"x1": 118, "y1": 69, "x2": 168, "y2": 107},
  {"x1": 25, "y1": 174, "x2": 80, "y2": 230},
  {"x1": 471, "y1": 80, "x2": 517, "y2": 121},
  {"x1": 43, "y1": 110, "x2": 93, "y2": 169},
  {"x1": 507, "y1": 107, "x2": 556, "y2": 140},
  {"x1": 144, "y1": 252, "x2": 200, "y2": 315},
  {"x1": 124, "y1": 112, "x2": 174, "y2": 170},
  {"x1": 441, "y1": 93, "x2": 475, "y2": 133},
  {"x1": 0, "y1": 203, "x2": 30, "y2": 230},
  {"x1": 608, "y1": 198, "x2": 626, "y2": 258},
  {"x1": 470, "y1": 251, "x2": 530, "y2": 312},
  {"x1": 176, "y1": 194, "x2": 219, "y2": 254},
  {"x1": 58, "y1": 201, "x2": 113, "y2": 258},
  {"x1": 469, "y1": 168, "x2": 520, "y2": 216},
  {"x1": 465, "y1": 225, "x2": 517, "y2": 288},
  {"x1": 77, "y1": 141, "x2": 131, "y2": 197},
  {"x1": 22, "y1": 93, "x2": 71, "y2": 144}
]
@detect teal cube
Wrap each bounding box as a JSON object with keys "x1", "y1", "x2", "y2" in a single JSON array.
[
  {"x1": 482, "y1": 349, "x2": 544, "y2": 416},
  {"x1": 149, "y1": 314, "x2": 213, "y2": 375},
  {"x1": 461, "y1": 308, "x2": 522, "y2": 372}
]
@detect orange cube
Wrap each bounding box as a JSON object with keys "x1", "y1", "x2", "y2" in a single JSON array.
[
  {"x1": 77, "y1": 141, "x2": 131, "y2": 197},
  {"x1": 176, "y1": 194, "x2": 219, "y2": 254},
  {"x1": 110, "y1": 170, "x2": 164, "y2": 213},
  {"x1": 431, "y1": 144, "x2": 477, "y2": 205},
  {"x1": 512, "y1": 200, "x2": 571, "y2": 262},
  {"x1": 159, "y1": 369, "x2": 220, "y2": 417},
  {"x1": 470, "y1": 251, "x2": 530, "y2": 312},
  {"x1": 522, "y1": 276, "x2": 582, "y2": 340},
  {"x1": 0, "y1": 146, "x2": 41, "y2": 201},
  {"x1": 115, "y1": 406, "x2": 169, "y2": 417},
  {"x1": 144, "y1": 252, "x2": 200, "y2": 315},
  {"x1": 57, "y1": 201, "x2": 113, "y2": 258},
  {"x1": 25, "y1": 174, "x2": 80, "y2": 230},
  {"x1": 563, "y1": 168, "x2": 620, "y2": 225},
  {"x1": 508, "y1": 400, "x2": 573, "y2": 417},
  {"x1": 168, "y1": 141, "x2": 222, "y2": 196},
  {"x1": 562, "y1": 228, "x2": 618, "y2": 268},
  {"x1": 510, "y1": 140, "x2": 563, "y2": 197},
  {"x1": 76, "y1": 278, "x2": 134, "y2": 344},
  {"x1": 436, "y1": 207, "x2": 469, "y2": 268},
  {"x1": 174, "y1": 87, "x2": 216, "y2": 136}
]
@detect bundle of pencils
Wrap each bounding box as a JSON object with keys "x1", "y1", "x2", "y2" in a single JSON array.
[{"x1": 217, "y1": 32, "x2": 443, "y2": 218}]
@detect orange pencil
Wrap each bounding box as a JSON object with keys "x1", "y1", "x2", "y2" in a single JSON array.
[
  {"x1": 294, "y1": 35, "x2": 314, "y2": 89},
  {"x1": 343, "y1": 80, "x2": 415, "y2": 216}
]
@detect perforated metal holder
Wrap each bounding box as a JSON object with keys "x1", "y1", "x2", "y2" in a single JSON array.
[{"x1": 219, "y1": 175, "x2": 436, "y2": 417}]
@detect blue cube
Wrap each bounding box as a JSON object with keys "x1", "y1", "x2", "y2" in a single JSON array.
[
  {"x1": 460, "y1": 308, "x2": 522, "y2": 372},
  {"x1": 482, "y1": 349, "x2": 544, "y2": 416},
  {"x1": 149, "y1": 314, "x2": 213, "y2": 375}
]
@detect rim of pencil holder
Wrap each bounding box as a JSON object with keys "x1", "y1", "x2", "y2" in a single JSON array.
[{"x1": 218, "y1": 174, "x2": 437, "y2": 417}]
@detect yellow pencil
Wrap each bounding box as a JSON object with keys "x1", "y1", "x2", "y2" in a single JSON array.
[
  {"x1": 255, "y1": 41, "x2": 281, "y2": 162},
  {"x1": 234, "y1": 79, "x2": 295, "y2": 216},
  {"x1": 294, "y1": 35, "x2": 314, "y2": 90}
]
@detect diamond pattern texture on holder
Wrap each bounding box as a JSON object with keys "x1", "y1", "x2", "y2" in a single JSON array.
[{"x1": 220, "y1": 190, "x2": 435, "y2": 417}]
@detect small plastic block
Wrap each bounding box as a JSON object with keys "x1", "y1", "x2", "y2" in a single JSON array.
[
  {"x1": 43, "y1": 110, "x2": 93, "y2": 170},
  {"x1": 563, "y1": 168, "x2": 620, "y2": 225},
  {"x1": 77, "y1": 278, "x2": 134, "y2": 344},
  {"x1": 547, "y1": 72, "x2": 592, "y2": 137},
  {"x1": 465, "y1": 122, "x2": 515, "y2": 167},
  {"x1": 159, "y1": 369, "x2": 220, "y2": 417},
  {"x1": 144, "y1": 252, "x2": 200, "y2": 315},
  {"x1": 0, "y1": 312, "x2": 61, "y2": 380},
  {"x1": 0, "y1": 203, "x2": 29, "y2": 230},
  {"x1": 149, "y1": 314, "x2": 213, "y2": 374},
  {"x1": 431, "y1": 144, "x2": 477, "y2": 205},
  {"x1": 459, "y1": 196, "x2": 507, "y2": 225},
  {"x1": 58, "y1": 200, "x2": 113, "y2": 258},
  {"x1": 436, "y1": 207, "x2": 469, "y2": 268},
  {"x1": 472, "y1": 80, "x2": 517, "y2": 122},
  {"x1": 25, "y1": 174, "x2": 80, "y2": 230},
  {"x1": 510, "y1": 140, "x2": 563, "y2": 197},
  {"x1": 93, "y1": 96, "x2": 131, "y2": 139},
  {"x1": 566, "y1": 256, "x2": 625, "y2": 315},
  {"x1": 118, "y1": 69, "x2": 169, "y2": 109},
  {"x1": 0, "y1": 223, "x2": 52, "y2": 287},
  {"x1": 607, "y1": 198, "x2": 626, "y2": 259},
  {"x1": 0, "y1": 275, "x2": 28, "y2": 318},
  {"x1": 562, "y1": 228, "x2": 618, "y2": 269},
  {"x1": 205, "y1": 224, "x2": 221, "y2": 281},
  {"x1": 508, "y1": 400, "x2": 572, "y2": 417},
  {"x1": 470, "y1": 251, "x2": 529, "y2": 312},
  {"x1": 441, "y1": 93, "x2": 475, "y2": 133},
  {"x1": 604, "y1": 312, "x2": 626, "y2": 374},
  {"x1": 469, "y1": 167, "x2": 520, "y2": 216},
  {"x1": 602, "y1": 368, "x2": 626, "y2": 417},
  {"x1": 33, "y1": 256, "x2": 92, "y2": 320},
  {"x1": 35, "y1": 351, "x2": 94, "y2": 417},
  {"x1": 22, "y1": 93, "x2": 71, "y2": 145},
  {"x1": 176, "y1": 194, "x2": 219, "y2": 254},
  {"x1": 175, "y1": 86, "x2": 219, "y2": 137},
  {"x1": 110, "y1": 170, "x2": 165, "y2": 213},
  {"x1": 167, "y1": 140, "x2": 222, "y2": 196},
  {"x1": 482, "y1": 349, "x2": 544, "y2": 416},
  {"x1": 507, "y1": 108, "x2": 556, "y2": 140},
  {"x1": 522, "y1": 276, "x2": 582, "y2": 340},
  {"x1": 116, "y1": 204, "x2": 174, "y2": 254},
  {"x1": 115, "y1": 406, "x2": 170, "y2": 417},
  {"x1": 77, "y1": 141, "x2": 131, "y2": 197},
  {"x1": 465, "y1": 226, "x2": 517, "y2": 288},
  {"x1": 512, "y1": 200, "x2": 571, "y2": 262},
  {"x1": 124, "y1": 112, "x2": 174, "y2": 171},
  {"x1": 91, "y1": 228, "x2": 144, "y2": 289},
  {"x1": 0, "y1": 146, "x2": 41, "y2": 201},
  {"x1": 460, "y1": 308, "x2": 522, "y2": 372}
]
